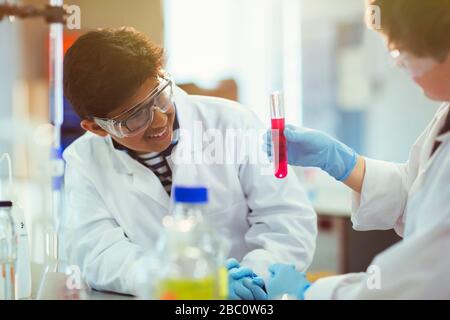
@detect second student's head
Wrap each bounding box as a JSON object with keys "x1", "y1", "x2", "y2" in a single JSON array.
[
  {"x1": 64, "y1": 27, "x2": 176, "y2": 154},
  {"x1": 367, "y1": 0, "x2": 450, "y2": 101}
]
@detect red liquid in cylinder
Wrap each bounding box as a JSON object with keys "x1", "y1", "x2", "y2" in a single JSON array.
[{"x1": 271, "y1": 118, "x2": 288, "y2": 179}]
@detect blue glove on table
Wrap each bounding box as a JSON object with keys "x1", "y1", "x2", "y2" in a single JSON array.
[
  {"x1": 266, "y1": 264, "x2": 311, "y2": 300},
  {"x1": 263, "y1": 124, "x2": 358, "y2": 181},
  {"x1": 226, "y1": 258, "x2": 268, "y2": 300}
]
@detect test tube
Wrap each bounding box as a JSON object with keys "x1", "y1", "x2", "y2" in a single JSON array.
[{"x1": 270, "y1": 91, "x2": 288, "y2": 179}]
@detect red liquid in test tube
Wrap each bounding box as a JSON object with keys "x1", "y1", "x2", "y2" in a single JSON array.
[{"x1": 270, "y1": 91, "x2": 288, "y2": 179}]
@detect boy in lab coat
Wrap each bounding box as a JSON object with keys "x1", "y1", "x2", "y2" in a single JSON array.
[{"x1": 61, "y1": 27, "x2": 317, "y2": 298}]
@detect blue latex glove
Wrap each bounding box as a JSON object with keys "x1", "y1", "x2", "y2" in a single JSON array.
[
  {"x1": 263, "y1": 124, "x2": 358, "y2": 181},
  {"x1": 266, "y1": 264, "x2": 311, "y2": 300},
  {"x1": 226, "y1": 258, "x2": 268, "y2": 300}
]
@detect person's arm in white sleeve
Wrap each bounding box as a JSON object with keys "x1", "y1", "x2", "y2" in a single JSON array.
[
  {"x1": 265, "y1": 120, "x2": 432, "y2": 236},
  {"x1": 62, "y1": 162, "x2": 144, "y2": 295},
  {"x1": 347, "y1": 116, "x2": 434, "y2": 235},
  {"x1": 348, "y1": 158, "x2": 410, "y2": 236},
  {"x1": 305, "y1": 217, "x2": 450, "y2": 299}
]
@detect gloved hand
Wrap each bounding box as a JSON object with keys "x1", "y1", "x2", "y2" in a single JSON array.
[
  {"x1": 266, "y1": 264, "x2": 311, "y2": 300},
  {"x1": 226, "y1": 258, "x2": 268, "y2": 300},
  {"x1": 263, "y1": 124, "x2": 358, "y2": 181}
]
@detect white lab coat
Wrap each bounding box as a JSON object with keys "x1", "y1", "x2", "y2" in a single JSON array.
[
  {"x1": 306, "y1": 103, "x2": 450, "y2": 299},
  {"x1": 62, "y1": 87, "x2": 317, "y2": 295}
]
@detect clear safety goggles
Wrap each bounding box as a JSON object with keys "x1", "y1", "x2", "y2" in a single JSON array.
[
  {"x1": 390, "y1": 50, "x2": 439, "y2": 78},
  {"x1": 94, "y1": 75, "x2": 174, "y2": 138}
]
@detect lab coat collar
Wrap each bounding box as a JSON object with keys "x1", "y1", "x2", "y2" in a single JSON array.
[
  {"x1": 107, "y1": 135, "x2": 133, "y2": 175},
  {"x1": 436, "y1": 132, "x2": 450, "y2": 143},
  {"x1": 436, "y1": 104, "x2": 450, "y2": 143},
  {"x1": 171, "y1": 86, "x2": 199, "y2": 143},
  {"x1": 412, "y1": 103, "x2": 450, "y2": 192},
  {"x1": 106, "y1": 136, "x2": 171, "y2": 209}
]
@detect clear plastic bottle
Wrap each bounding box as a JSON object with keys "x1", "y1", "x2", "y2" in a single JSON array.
[
  {"x1": 152, "y1": 186, "x2": 229, "y2": 300},
  {"x1": 0, "y1": 201, "x2": 17, "y2": 300}
]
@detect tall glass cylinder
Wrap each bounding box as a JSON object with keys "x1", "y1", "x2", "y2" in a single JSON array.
[
  {"x1": 0, "y1": 201, "x2": 17, "y2": 300},
  {"x1": 270, "y1": 91, "x2": 288, "y2": 179}
]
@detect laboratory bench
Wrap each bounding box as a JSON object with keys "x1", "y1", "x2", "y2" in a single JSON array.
[
  {"x1": 30, "y1": 263, "x2": 134, "y2": 300},
  {"x1": 27, "y1": 169, "x2": 400, "y2": 299}
]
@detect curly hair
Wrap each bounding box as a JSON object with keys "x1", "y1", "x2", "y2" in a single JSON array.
[{"x1": 63, "y1": 27, "x2": 165, "y2": 119}]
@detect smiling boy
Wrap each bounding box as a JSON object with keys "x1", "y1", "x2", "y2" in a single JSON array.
[{"x1": 61, "y1": 27, "x2": 317, "y2": 297}]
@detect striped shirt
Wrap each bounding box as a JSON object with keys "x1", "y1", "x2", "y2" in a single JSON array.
[
  {"x1": 112, "y1": 113, "x2": 180, "y2": 196},
  {"x1": 132, "y1": 144, "x2": 177, "y2": 195}
]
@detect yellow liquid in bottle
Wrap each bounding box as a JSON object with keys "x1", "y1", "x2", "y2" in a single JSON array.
[
  {"x1": 157, "y1": 276, "x2": 215, "y2": 300},
  {"x1": 157, "y1": 268, "x2": 229, "y2": 300},
  {"x1": 218, "y1": 266, "x2": 228, "y2": 300}
]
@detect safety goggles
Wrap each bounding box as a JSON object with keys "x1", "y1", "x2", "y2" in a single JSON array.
[
  {"x1": 390, "y1": 50, "x2": 439, "y2": 78},
  {"x1": 94, "y1": 75, "x2": 174, "y2": 138}
]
